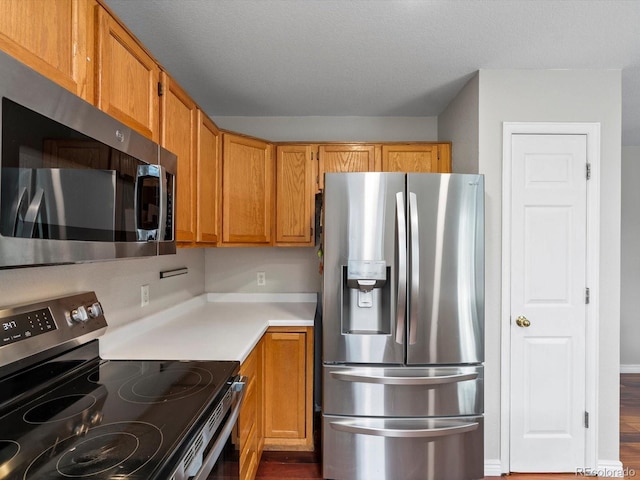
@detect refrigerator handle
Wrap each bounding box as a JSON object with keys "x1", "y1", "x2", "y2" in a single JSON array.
[
  {"x1": 395, "y1": 192, "x2": 407, "y2": 345},
  {"x1": 329, "y1": 420, "x2": 479, "y2": 438},
  {"x1": 408, "y1": 192, "x2": 420, "y2": 345},
  {"x1": 330, "y1": 370, "x2": 478, "y2": 385}
]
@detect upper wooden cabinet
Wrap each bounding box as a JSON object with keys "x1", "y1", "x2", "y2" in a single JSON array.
[
  {"x1": 160, "y1": 72, "x2": 197, "y2": 243},
  {"x1": 276, "y1": 145, "x2": 315, "y2": 246},
  {"x1": 381, "y1": 143, "x2": 452, "y2": 173},
  {"x1": 0, "y1": 0, "x2": 94, "y2": 102},
  {"x1": 317, "y1": 144, "x2": 379, "y2": 190},
  {"x1": 222, "y1": 133, "x2": 274, "y2": 246},
  {"x1": 96, "y1": 6, "x2": 160, "y2": 141},
  {"x1": 196, "y1": 111, "x2": 221, "y2": 245}
]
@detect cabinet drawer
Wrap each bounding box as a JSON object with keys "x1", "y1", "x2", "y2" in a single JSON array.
[
  {"x1": 240, "y1": 421, "x2": 258, "y2": 480},
  {"x1": 238, "y1": 377, "x2": 256, "y2": 445},
  {"x1": 323, "y1": 365, "x2": 483, "y2": 417}
]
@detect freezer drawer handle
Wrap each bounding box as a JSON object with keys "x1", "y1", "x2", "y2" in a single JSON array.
[
  {"x1": 330, "y1": 370, "x2": 478, "y2": 385},
  {"x1": 330, "y1": 420, "x2": 479, "y2": 438}
]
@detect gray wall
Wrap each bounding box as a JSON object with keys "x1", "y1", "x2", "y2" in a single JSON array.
[
  {"x1": 477, "y1": 69, "x2": 622, "y2": 468},
  {"x1": 438, "y1": 73, "x2": 480, "y2": 173},
  {"x1": 0, "y1": 249, "x2": 205, "y2": 330},
  {"x1": 212, "y1": 116, "x2": 438, "y2": 142},
  {"x1": 621, "y1": 145, "x2": 640, "y2": 370}
]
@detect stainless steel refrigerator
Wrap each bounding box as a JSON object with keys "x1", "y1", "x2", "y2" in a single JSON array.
[{"x1": 322, "y1": 172, "x2": 484, "y2": 480}]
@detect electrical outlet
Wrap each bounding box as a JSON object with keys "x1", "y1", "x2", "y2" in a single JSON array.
[
  {"x1": 257, "y1": 272, "x2": 266, "y2": 286},
  {"x1": 141, "y1": 284, "x2": 150, "y2": 307}
]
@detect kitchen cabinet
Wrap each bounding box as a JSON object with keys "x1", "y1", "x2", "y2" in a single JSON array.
[
  {"x1": 381, "y1": 143, "x2": 452, "y2": 173},
  {"x1": 239, "y1": 338, "x2": 264, "y2": 480},
  {"x1": 196, "y1": 111, "x2": 221, "y2": 245},
  {"x1": 275, "y1": 145, "x2": 316, "y2": 246},
  {"x1": 263, "y1": 326, "x2": 314, "y2": 451},
  {"x1": 317, "y1": 144, "x2": 379, "y2": 190},
  {"x1": 0, "y1": 0, "x2": 94, "y2": 102},
  {"x1": 96, "y1": 6, "x2": 160, "y2": 141},
  {"x1": 221, "y1": 133, "x2": 274, "y2": 246},
  {"x1": 160, "y1": 72, "x2": 197, "y2": 243}
]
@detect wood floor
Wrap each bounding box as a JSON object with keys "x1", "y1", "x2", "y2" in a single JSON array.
[{"x1": 244, "y1": 374, "x2": 640, "y2": 479}]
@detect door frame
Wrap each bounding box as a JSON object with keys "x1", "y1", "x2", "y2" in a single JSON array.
[{"x1": 500, "y1": 122, "x2": 601, "y2": 473}]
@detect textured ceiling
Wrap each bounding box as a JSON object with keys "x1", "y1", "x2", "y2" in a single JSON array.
[{"x1": 104, "y1": 0, "x2": 640, "y2": 145}]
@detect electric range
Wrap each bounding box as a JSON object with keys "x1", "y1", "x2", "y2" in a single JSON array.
[{"x1": 0, "y1": 291, "x2": 246, "y2": 480}]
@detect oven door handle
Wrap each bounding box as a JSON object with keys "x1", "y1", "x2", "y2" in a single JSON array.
[{"x1": 193, "y1": 376, "x2": 247, "y2": 480}]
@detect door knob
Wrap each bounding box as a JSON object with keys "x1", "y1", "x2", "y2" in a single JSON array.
[{"x1": 515, "y1": 315, "x2": 531, "y2": 327}]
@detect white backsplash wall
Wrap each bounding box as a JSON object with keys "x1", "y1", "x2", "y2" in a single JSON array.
[
  {"x1": 205, "y1": 247, "x2": 321, "y2": 293},
  {"x1": 0, "y1": 248, "x2": 205, "y2": 330}
]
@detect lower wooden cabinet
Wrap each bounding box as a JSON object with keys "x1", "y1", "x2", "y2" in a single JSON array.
[
  {"x1": 237, "y1": 326, "x2": 314, "y2": 480},
  {"x1": 263, "y1": 326, "x2": 314, "y2": 451}
]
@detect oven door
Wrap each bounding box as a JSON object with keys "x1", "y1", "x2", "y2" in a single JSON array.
[{"x1": 170, "y1": 376, "x2": 246, "y2": 480}]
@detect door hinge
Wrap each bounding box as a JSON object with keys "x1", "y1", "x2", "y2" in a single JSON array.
[
  {"x1": 157, "y1": 81, "x2": 164, "y2": 97},
  {"x1": 585, "y1": 287, "x2": 590, "y2": 304},
  {"x1": 584, "y1": 411, "x2": 589, "y2": 428},
  {"x1": 586, "y1": 163, "x2": 591, "y2": 180}
]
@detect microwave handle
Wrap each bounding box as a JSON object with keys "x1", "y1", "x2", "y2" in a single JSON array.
[
  {"x1": 134, "y1": 165, "x2": 162, "y2": 241},
  {"x1": 158, "y1": 165, "x2": 168, "y2": 243}
]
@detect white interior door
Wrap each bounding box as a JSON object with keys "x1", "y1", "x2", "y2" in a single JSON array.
[{"x1": 509, "y1": 133, "x2": 588, "y2": 472}]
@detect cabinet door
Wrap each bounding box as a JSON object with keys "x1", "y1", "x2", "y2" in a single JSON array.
[
  {"x1": 382, "y1": 143, "x2": 452, "y2": 173},
  {"x1": 317, "y1": 144, "x2": 377, "y2": 190},
  {"x1": 96, "y1": 7, "x2": 159, "y2": 141},
  {"x1": 276, "y1": 145, "x2": 314, "y2": 246},
  {"x1": 222, "y1": 133, "x2": 274, "y2": 245},
  {"x1": 160, "y1": 73, "x2": 197, "y2": 243},
  {"x1": 197, "y1": 112, "x2": 221, "y2": 244},
  {"x1": 264, "y1": 327, "x2": 314, "y2": 450},
  {"x1": 0, "y1": 0, "x2": 93, "y2": 101}
]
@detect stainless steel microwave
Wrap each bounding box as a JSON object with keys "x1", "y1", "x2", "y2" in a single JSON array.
[{"x1": 0, "y1": 50, "x2": 176, "y2": 268}]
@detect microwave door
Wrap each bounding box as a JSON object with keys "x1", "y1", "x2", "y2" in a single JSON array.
[{"x1": 35, "y1": 169, "x2": 117, "y2": 242}]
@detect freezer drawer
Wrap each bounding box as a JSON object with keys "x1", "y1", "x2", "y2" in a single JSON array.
[
  {"x1": 323, "y1": 365, "x2": 483, "y2": 417},
  {"x1": 322, "y1": 414, "x2": 483, "y2": 480}
]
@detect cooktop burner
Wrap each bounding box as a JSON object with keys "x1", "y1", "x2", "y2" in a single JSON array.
[
  {"x1": 23, "y1": 394, "x2": 97, "y2": 424},
  {"x1": 0, "y1": 440, "x2": 20, "y2": 465},
  {"x1": 23, "y1": 421, "x2": 163, "y2": 479},
  {"x1": 0, "y1": 341, "x2": 240, "y2": 480},
  {"x1": 119, "y1": 365, "x2": 214, "y2": 404}
]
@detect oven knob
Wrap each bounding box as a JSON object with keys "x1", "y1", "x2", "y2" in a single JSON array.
[
  {"x1": 88, "y1": 302, "x2": 103, "y2": 318},
  {"x1": 70, "y1": 306, "x2": 89, "y2": 323}
]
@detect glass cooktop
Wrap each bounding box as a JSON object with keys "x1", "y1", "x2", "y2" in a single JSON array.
[{"x1": 0, "y1": 342, "x2": 239, "y2": 480}]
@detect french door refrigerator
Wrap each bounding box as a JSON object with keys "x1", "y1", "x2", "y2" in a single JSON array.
[{"x1": 322, "y1": 172, "x2": 484, "y2": 480}]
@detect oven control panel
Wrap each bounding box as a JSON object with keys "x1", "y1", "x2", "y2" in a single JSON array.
[
  {"x1": 1, "y1": 307, "x2": 57, "y2": 347},
  {"x1": 0, "y1": 291, "x2": 108, "y2": 369}
]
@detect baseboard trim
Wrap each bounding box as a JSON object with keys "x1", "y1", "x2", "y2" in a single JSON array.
[
  {"x1": 484, "y1": 459, "x2": 503, "y2": 477},
  {"x1": 483, "y1": 460, "x2": 626, "y2": 478},
  {"x1": 589, "y1": 460, "x2": 626, "y2": 477},
  {"x1": 620, "y1": 364, "x2": 640, "y2": 373}
]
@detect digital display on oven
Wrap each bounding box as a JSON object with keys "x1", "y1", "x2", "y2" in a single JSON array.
[{"x1": 1, "y1": 308, "x2": 56, "y2": 346}]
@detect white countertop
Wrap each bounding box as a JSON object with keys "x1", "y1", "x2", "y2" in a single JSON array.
[{"x1": 99, "y1": 293, "x2": 316, "y2": 363}]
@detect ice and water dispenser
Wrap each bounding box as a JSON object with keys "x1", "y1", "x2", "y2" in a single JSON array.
[{"x1": 341, "y1": 259, "x2": 391, "y2": 335}]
